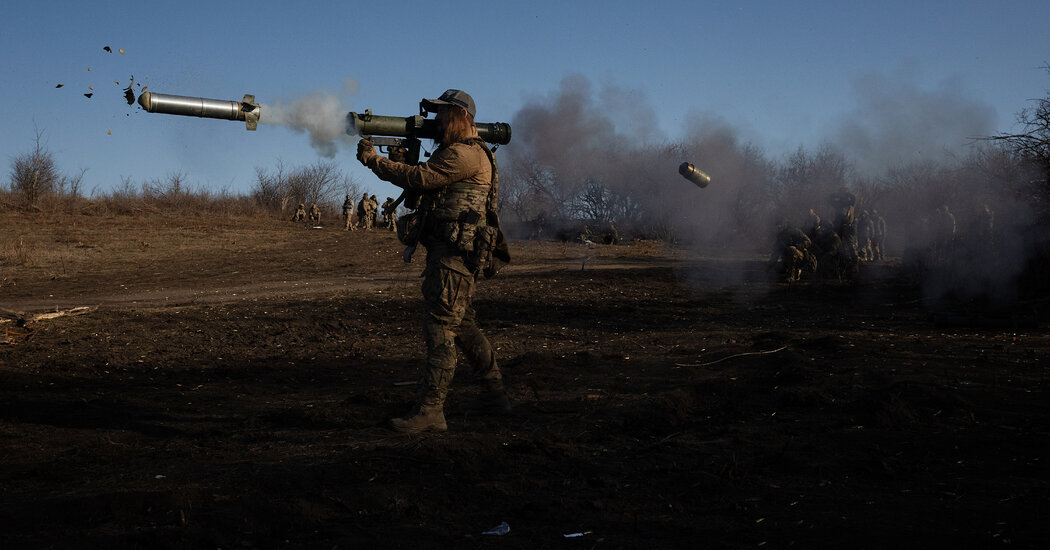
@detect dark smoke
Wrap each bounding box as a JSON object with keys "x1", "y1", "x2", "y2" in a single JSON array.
[
  {"x1": 503, "y1": 73, "x2": 1049, "y2": 306},
  {"x1": 834, "y1": 73, "x2": 998, "y2": 177}
]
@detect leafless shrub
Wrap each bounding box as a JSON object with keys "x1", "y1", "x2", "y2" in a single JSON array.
[
  {"x1": 0, "y1": 236, "x2": 34, "y2": 266},
  {"x1": 10, "y1": 130, "x2": 59, "y2": 207},
  {"x1": 252, "y1": 159, "x2": 358, "y2": 216}
]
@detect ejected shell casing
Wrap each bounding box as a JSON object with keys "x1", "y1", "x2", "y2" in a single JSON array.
[
  {"x1": 138, "y1": 91, "x2": 261, "y2": 130},
  {"x1": 679, "y1": 162, "x2": 711, "y2": 188}
]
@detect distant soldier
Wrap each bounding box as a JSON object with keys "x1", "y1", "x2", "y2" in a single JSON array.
[
  {"x1": 291, "y1": 203, "x2": 306, "y2": 222},
  {"x1": 827, "y1": 188, "x2": 856, "y2": 226},
  {"x1": 578, "y1": 224, "x2": 594, "y2": 245},
  {"x1": 856, "y1": 209, "x2": 874, "y2": 261},
  {"x1": 872, "y1": 210, "x2": 886, "y2": 260},
  {"x1": 342, "y1": 194, "x2": 356, "y2": 231},
  {"x1": 381, "y1": 196, "x2": 397, "y2": 231},
  {"x1": 768, "y1": 221, "x2": 817, "y2": 282},
  {"x1": 370, "y1": 195, "x2": 380, "y2": 229},
  {"x1": 811, "y1": 222, "x2": 843, "y2": 280},
  {"x1": 604, "y1": 221, "x2": 620, "y2": 245},
  {"x1": 827, "y1": 188, "x2": 858, "y2": 277},
  {"x1": 932, "y1": 205, "x2": 956, "y2": 261},
  {"x1": 529, "y1": 210, "x2": 548, "y2": 240},
  {"x1": 357, "y1": 192, "x2": 371, "y2": 230},
  {"x1": 309, "y1": 203, "x2": 321, "y2": 223}
]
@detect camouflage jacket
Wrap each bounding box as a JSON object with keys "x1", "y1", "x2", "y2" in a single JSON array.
[{"x1": 370, "y1": 138, "x2": 493, "y2": 217}]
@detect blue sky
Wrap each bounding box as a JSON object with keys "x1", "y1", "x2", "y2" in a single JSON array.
[{"x1": 2, "y1": 0, "x2": 1049, "y2": 198}]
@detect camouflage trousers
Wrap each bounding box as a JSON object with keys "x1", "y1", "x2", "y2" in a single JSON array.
[{"x1": 418, "y1": 255, "x2": 502, "y2": 406}]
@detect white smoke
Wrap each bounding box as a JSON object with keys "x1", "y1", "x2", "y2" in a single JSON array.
[{"x1": 261, "y1": 87, "x2": 356, "y2": 158}]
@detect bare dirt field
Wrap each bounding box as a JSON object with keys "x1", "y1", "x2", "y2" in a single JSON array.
[{"x1": 2, "y1": 209, "x2": 1049, "y2": 549}]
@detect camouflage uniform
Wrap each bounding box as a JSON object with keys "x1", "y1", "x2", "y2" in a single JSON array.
[
  {"x1": 828, "y1": 189, "x2": 859, "y2": 279},
  {"x1": 811, "y1": 223, "x2": 843, "y2": 280},
  {"x1": 309, "y1": 203, "x2": 321, "y2": 223},
  {"x1": 357, "y1": 192, "x2": 373, "y2": 230},
  {"x1": 359, "y1": 127, "x2": 509, "y2": 433},
  {"x1": 342, "y1": 195, "x2": 355, "y2": 231},
  {"x1": 872, "y1": 210, "x2": 886, "y2": 260},
  {"x1": 768, "y1": 225, "x2": 816, "y2": 282},
  {"x1": 856, "y1": 210, "x2": 874, "y2": 261},
  {"x1": 291, "y1": 203, "x2": 306, "y2": 222},
  {"x1": 932, "y1": 205, "x2": 956, "y2": 262},
  {"x1": 604, "y1": 221, "x2": 619, "y2": 245},
  {"x1": 381, "y1": 197, "x2": 397, "y2": 231}
]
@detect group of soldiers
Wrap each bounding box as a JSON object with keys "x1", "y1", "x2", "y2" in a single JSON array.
[
  {"x1": 290, "y1": 202, "x2": 322, "y2": 224},
  {"x1": 768, "y1": 188, "x2": 887, "y2": 282},
  {"x1": 345, "y1": 193, "x2": 397, "y2": 231},
  {"x1": 905, "y1": 203, "x2": 995, "y2": 272},
  {"x1": 290, "y1": 193, "x2": 397, "y2": 231},
  {"x1": 578, "y1": 221, "x2": 620, "y2": 245}
]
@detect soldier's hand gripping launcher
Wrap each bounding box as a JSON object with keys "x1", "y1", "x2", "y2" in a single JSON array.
[{"x1": 137, "y1": 91, "x2": 261, "y2": 130}]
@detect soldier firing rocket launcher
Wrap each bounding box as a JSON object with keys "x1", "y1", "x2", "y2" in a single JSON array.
[
  {"x1": 138, "y1": 90, "x2": 513, "y2": 214},
  {"x1": 136, "y1": 90, "x2": 513, "y2": 164}
]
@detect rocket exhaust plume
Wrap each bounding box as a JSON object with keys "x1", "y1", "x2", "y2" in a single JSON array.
[{"x1": 260, "y1": 91, "x2": 354, "y2": 158}]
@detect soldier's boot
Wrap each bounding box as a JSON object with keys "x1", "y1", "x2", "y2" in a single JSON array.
[{"x1": 390, "y1": 396, "x2": 447, "y2": 434}]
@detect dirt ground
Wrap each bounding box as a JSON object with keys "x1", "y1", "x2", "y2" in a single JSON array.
[{"x1": 2, "y1": 209, "x2": 1049, "y2": 549}]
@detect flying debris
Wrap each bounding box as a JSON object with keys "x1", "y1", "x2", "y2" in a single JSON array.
[
  {"x1": 123, "y1": 75, "x2": 136, "y2": 105},
  {"x1": 55, "y1": 83, "x2": 64, "y2": 88},
  {"x1": 119, "y1": 49, "x2": 125, "y2": 54},
  {"x1": 107, "y1": 130, "x2": 112, "y2": 135},
  {"x1": 104, "y1": 46, "x2": 112, "y2": 53},
  {"x1": 88, "y1": 67, "x2": 92, "y2": 71},
  {"x1": 84, "y1": 93, "x2": 93, "y2": 98},
  {"x1": 89, "y1": 86, "x2": 94, "y2": 90}
]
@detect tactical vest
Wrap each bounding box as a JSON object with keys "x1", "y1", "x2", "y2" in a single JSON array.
[
  {"x1": 427, "y1": 139, "x2": 493, "y2": 223},
  {"x1": 419, "y1": 138, "x2": 501, "y2": 265}
]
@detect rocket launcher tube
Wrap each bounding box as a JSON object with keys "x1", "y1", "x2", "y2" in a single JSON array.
[
  {"x1": 137, "y1": 91, "x2": 261, "y2": 130},
  {"x1": 346, "y1": 111, "x2": 511, "y2": 146}
]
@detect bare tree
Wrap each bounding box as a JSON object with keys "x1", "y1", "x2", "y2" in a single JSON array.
[
  {"x1": 773, "y1": 143, "x2": 853, "y2": 222},
  {"x1": 10, "y1": 130, "x2": 59, "y2": 207},
  {"x1": 252, "y1": 159, "x2": 349, "y2": 216},
  {"x1": 983, "y1": 65, "x2": 1050, "y2": 217},
  {"x1": 986, "y1": 66, "x2": 1050, "y2": 176}
]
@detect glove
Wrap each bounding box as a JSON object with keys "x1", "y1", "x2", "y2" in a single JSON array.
[{"x1": 357, "y1": 139, "x2": 379, "y2": 168}]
